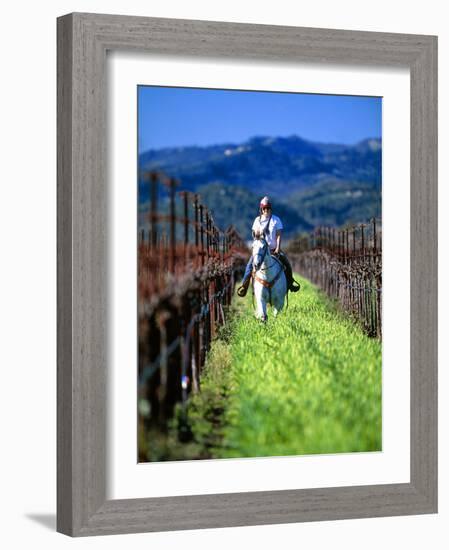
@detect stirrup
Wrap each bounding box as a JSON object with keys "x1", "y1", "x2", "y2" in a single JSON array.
[
  {"x1": 289, "y1": 280, "x2": 301, "y2": 292},
  {"x1": 237, "y1": 285, "x2": 248, "y2": 297}
]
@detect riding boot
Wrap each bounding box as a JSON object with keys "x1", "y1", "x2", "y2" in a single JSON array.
[
  {"x1": 281, "y1": 254, "x2": 300, "y2": 293},
  {"x1": 237, "y1": 276, "x2": 251, "y2": 297}
]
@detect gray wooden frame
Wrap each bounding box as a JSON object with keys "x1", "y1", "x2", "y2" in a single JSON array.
[{"x1": 57, "y1": 12, "x2": 437, "y2": 537}]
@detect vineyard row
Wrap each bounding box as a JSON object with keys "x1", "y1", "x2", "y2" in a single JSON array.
[
  {"x1": 287, "y1": 219, "x2": 382, "y2": 338},
  {"x1": 138, "y1": 172, "x2": 246, "y2": 456}
]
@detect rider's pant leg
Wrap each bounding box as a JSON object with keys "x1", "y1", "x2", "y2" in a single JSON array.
[
  {"x1": 279, "y1": 252, "x2": 293, "y2": 287},
  {"x1": 242, "y1": 257, "x2": 253, "y2": 282}
]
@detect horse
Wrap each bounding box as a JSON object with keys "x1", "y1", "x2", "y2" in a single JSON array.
[{"x1": 251, "y1": 236, "x2": 287, "y2": 322}]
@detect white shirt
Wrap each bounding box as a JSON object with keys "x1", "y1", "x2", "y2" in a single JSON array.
[{"x1": 252, "y1": 214, "x2": 283, "y2": 249}]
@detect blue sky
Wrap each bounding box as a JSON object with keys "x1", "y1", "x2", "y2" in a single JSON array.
[{"x1": 138, "y1": 86, "x2": 381, "y2": 153}]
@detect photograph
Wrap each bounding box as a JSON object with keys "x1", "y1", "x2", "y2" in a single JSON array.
[{"x1": 137, "y1": 85, "x2": 383, "y2": 462}]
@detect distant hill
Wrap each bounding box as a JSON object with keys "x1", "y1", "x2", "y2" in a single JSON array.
[
  {"x1": 196, "y1": 183, "x2": 314, "y2": 240},
  {"x1": 138, "y1": 135, "x2": 381, "y2": 236},
  {"x1": 283, "y1": 178, "x2": 381, "y2": 228}
]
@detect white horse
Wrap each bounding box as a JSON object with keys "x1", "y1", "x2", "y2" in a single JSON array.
[{"x1": 251, "y1": 236, "x2": 287, "y2": 322}]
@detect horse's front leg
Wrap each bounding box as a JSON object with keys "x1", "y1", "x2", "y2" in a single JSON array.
[
  {"x1": 254, "y1": 284, "x2": 268, "y2": 322},
  {"x1": 260, "y1": 299, "x2": 268, "y2": 322},
  {"x1": 272, "y1": 277, "x2": 287, "y2": 316}
]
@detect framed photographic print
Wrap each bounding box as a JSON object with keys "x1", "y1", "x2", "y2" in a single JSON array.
[
  {"x1": 136, "y1": 85, "x2": 383, "y2": 464},
  {"x1": 57, "y1": 12, "x2": 437, "y2": 536}
]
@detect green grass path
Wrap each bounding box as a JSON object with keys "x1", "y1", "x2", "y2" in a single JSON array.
[{"x1": 191, "y1": 275, "x2": 382, "y2": 459}]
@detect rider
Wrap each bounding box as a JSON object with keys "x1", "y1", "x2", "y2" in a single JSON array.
[{"x1": 237, "y1": 196, "x2": 300, "y2": 297}]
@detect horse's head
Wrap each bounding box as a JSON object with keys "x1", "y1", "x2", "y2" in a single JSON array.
[{"x1": 252, "y1": 235, "x2": 269, "y2": 271}]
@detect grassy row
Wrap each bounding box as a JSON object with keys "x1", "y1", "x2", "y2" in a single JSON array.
[{"x1": 192, "y1": 275, "x2": 382, "y2": 459}]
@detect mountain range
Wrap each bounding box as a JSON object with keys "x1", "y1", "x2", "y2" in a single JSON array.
[{"x1": 138, "y1": 135, "x2": 381, "y2": 239}]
